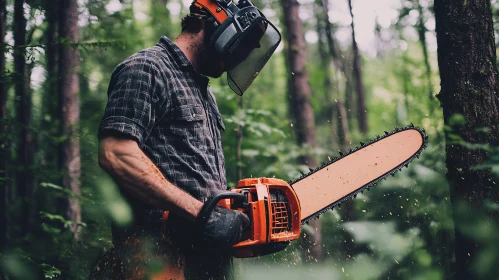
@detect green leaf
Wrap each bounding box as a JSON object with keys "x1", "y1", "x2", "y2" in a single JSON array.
[
  {"x1": 40, "y1": 264, "x2": 61, "y2": 279},
  {"x1": 449, "y1": 114, "x2": 466, "y2": 126}
]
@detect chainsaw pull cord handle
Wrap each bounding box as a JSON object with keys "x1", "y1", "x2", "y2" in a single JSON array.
[{"x1": 196, "y1": 191, "x2": 248, "y2": 226}]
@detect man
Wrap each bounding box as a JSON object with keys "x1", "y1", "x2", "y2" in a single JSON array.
[{"x1": 94, "y1": 0, "x2": 280, "y2": 279}]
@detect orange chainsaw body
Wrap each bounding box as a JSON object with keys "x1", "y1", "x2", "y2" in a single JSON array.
[
  {"x1": 220, "y1": 178, "x2": 301, "y2": 257},
  {"x1": 161, "y1": 178, "x2": 301, "y2": 258}
]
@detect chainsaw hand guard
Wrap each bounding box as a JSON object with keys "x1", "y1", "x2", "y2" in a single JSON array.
[{"x1": 195, "y1": 192, "x2": 250, "y2": 247}]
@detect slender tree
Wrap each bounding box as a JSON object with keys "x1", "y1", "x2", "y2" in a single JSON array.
[
  {"x1": 435, "y1": 0, "x2": 499, "y2": 278},
  {"x1": 348, "y1": 0, "x2": 368, "y2": 134},
  {"x1": 374, "y1": 17, "x2": 383, "y2": 58},
  {"x1": 314, "y1": 0, "x2": 338, "y2": 147},
  {"x1": 150, "y1": 0, "x2": 173, "y2": 40},
  {"x1": 416, "y1": 0, "x2": 434, "y2": 100},
  {"x1": 320, "y1": 0, "x2": 342, "y2": 70},
  {"x1": 236, "y1": 96, "x2": 243, "y2": 181},
  {"x1": 0, "y1": 0, "x2": 8, "y2": 259},
  {"x1": 14, "y1": 0, "x2": 33, "y2": 234},
  {"x1": 44, "y1": 0, "x2": 58, "y2": 128},
  {"x1": 40, "y1": 0, "x2": 59, "y2": 187},
  {"x1": 281, "y1": 0, "x2": 322, "y2": 262},
  {"x1": 59, "y1": 0, "x2": 82, "y2": 237},
  {"x1": 319, "y1": 0, "x2": 352, "y2": 150}
]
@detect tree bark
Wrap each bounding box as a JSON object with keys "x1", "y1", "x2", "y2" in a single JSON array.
[
  {"x1": 435, "y1": 0, "x2": 499, "y2": 278},
  {"x1": 0, "y1": 0, "x2": 8, "y2": 259},
  {"x1": 348, "y1": 0, "x2": 368, "y2": 134},
  {"x1": 59, "y1": 0, "x2": 81, "y2": 237},
  {"x1": 281, "y1": 0, "x2": 322, "y2": 262},
  {"x1": 14, "y1": 0, "x2": 33, "y2": 234}
]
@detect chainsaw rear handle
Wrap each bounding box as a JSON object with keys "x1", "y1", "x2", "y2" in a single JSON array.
[{"x1": 196, "y1": 191, "x2": 248, "y2": 225}]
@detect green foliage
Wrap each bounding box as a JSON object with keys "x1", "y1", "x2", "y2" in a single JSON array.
[
  {"x1": 1, "y1": 0, "x2": 498, "y2": 279},
  {"x1": 41, "y1": 263, "x2": 62, "y2": 279}
]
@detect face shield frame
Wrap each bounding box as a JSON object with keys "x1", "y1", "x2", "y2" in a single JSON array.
[{"x1": 191, "y1": 0, "x2": 281, "y2": 95}]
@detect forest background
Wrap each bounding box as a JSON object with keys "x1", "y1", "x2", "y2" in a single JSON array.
[{"x1": 0, "y1": 0, "x2": 498, "y2": 279}]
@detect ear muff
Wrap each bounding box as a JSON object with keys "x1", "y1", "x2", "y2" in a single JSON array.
[
  {"x1": 203, "y1": 15, "x2": 219, "y2": 46},
  {"x1": 189, "y1": 0, "x2": 281, "y2": 95}
]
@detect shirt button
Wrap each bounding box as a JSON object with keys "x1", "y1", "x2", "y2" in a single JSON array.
[{"x1": 192, "y1": 113, "x2": 196, "y2": 117}]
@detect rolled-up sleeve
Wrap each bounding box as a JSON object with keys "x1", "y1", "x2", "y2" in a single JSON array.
[{"x1": 98, "y1": 55, "x2": 167, "y2": 145}]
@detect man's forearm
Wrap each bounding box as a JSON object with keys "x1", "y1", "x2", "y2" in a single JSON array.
[{"x1": 98, "y1": 136, "x2": 203, "y2": 221}]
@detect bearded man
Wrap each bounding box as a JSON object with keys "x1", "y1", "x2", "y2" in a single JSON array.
[{"x1": 93, "y1": 0, "x2": 280, "y2": 279}]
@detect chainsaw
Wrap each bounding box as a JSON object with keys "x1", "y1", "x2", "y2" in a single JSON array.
[{"x1": 163, "y1": 125, "x2": 427, "y2": 258}]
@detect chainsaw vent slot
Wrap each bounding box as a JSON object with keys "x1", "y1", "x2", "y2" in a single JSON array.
[{"x1": 271, "y1": 201, "x2": 290, "y2": 235}]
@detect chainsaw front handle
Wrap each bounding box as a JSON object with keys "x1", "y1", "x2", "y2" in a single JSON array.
[{"x1": 196, "y1": 191, "x2": 248, "y2": 225}]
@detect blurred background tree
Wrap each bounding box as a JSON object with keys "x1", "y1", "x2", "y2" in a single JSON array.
[{"x1": 0, "y1": 0, "x2": 497, "y2": 279}]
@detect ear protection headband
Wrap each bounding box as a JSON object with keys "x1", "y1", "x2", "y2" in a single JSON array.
[{"x1": 189, "y1": 0, "x2": 281, "y2": 95}]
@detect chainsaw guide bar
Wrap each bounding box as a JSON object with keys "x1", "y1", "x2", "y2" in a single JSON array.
[{"x1": 288, "y1": 124, "x2": 428, "y2": 225}]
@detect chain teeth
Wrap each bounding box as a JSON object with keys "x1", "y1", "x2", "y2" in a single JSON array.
[{"x1": 292, "y1": 124, "x2": 429, "y2": 225}]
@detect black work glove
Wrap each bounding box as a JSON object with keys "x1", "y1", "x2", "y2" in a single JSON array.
[{"x1": 197, "y1": 206, "x2": 250, "y2": 247}]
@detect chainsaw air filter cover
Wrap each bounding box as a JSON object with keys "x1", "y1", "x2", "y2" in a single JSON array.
[{"x1": 226, "y1": 178, "x2": 301, "y2": 258}]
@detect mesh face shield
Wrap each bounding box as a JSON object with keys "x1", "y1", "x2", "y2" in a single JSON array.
[
  {"x1": 192, "y1": 0, "x2": 281, "y2": 95},
  {"x1": 225, "y1": 17, "x2": 281, "y2": 95}
]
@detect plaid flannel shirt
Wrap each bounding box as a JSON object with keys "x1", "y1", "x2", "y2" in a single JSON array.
[{"x1": 98, "y1": 36, "x2": 227, "y2": 212}]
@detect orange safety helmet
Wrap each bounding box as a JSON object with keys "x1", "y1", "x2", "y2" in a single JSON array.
[{"x1": 190, "y1": 0, "x2": 281, "y2": 95}]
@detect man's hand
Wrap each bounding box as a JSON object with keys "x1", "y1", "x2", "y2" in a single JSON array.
[{"x1": 197, "y1": 207, "x2": 250, "y2": 247}]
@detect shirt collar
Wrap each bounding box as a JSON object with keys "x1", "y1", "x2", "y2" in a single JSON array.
[
  {"x1": 156, "y1": 36, "x2": 210, "y2": 87},
  {"x1": 157, "y1": 36, "x2": 194, "y2": 71}
]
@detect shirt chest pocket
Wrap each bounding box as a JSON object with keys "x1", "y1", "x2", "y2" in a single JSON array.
[{"x1": 167, "y1": 105, "x2": 209, "y2": 144}]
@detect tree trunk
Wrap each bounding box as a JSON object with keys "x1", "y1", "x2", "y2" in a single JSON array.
[
  {"x1": 236, "y1": 96, "x2": 243, "y2": 181},
  {"x1": 435, "y1": 0, "x2": 499, "y2": 278},
  {"x1": 337, "y1": 101, "x2": 351, "y2": 152},
  {"x1": 374, "y1": 16, "x2": 383, "y2": 58},
  {"x1": 314, "y1": 0, "x2": 338, "y2": 146},
  {"x1": 416, "y1": 0, "x2": 434, "y2": 100},
  {"x1": 348, "y1": 0, "x2": 368, "y2": 134},
  {"x1": 14, "y1": 0, "x2": 33, "y2": 234},
  {"x1": 40, "y1": 0, "x2": 59, "y2": 190},
  {"x1": 59, "y1": 0, "x2": 81, "y2": 237},
  {"x1": 44, "y1": 0, "x2": 58, "y2": 128},
  {"x1": 0, "y1": 0, "x2": 8, "y2": 259},
  {"x1": 150, "y1": 0, "x2": 172, "y2": 39},
  {"x1": 281, "y1": 0, "x2": 322, "y2": 262},
  {"x1": 314, "y1": 1, "x2": 332, "y2": 99},
  {"x1": 321, "y1": 0, "x2": 342, "y2": 71},
  {"x1": 318, "y1": 0, "x2": 352, "y2": 150}
]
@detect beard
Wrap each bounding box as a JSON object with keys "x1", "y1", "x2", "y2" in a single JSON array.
[
  {"x1": 195, "y1": 32, "x2": 226, "y2": 78},
  {"x1": 199, "y1": 54, "x2": 226, "y2": 78}
]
